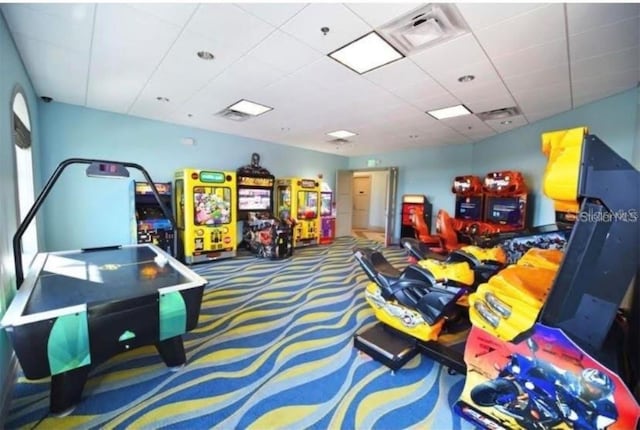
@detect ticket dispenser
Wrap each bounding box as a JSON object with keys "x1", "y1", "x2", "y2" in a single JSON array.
[
  {"x1": 174, "y1": 169, "x2": 237, "y2": 264},
  {"x1": 276, "y1": 178, "x2": 320, "y2": 248}
]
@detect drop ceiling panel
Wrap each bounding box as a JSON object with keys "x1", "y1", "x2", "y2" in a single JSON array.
[
  {"x1": 513, "y1": 81, "x2": 572, "y2": 117},
  {"x1": 145, "y1": 30, "x2": 240, "y2": 96},
  {"x1": 4, "y1": 3, "x2": 94, "y2": 23},
  {"x1": 411, "y1": 34, "x2": 492, "y2": 77},
  {"x1": 346, "y1": 3, "x2": 422, "y2": 28},
  {"x1": 1, "y1": 4, "x2": 94, "y2": 53},
  {"x1": 11, "y1": 34, "x2": 88, "y2": 105},
  {"x1": 572, "y1": 69, "x2": 640, "y2": 104},
  {"x1": 455, "y1": 3, "x2": 546, "y2": 32},
  {"x1": 566, "y1": 3, "x2": 640, "y2": 36},
  {"x1": 463, "y1": 91, "x2": 518, "y2": 116},
  {"x1": 236, "y1": 3, "x2": 308, "y2": 28},
  {"x1": 186, "y1": 4, "x2": 275, "y2": 54},
  {"x1": 127, "y1": 3, "x2": 197, "y2": 26},
  {"x1": 569, "y1": 17, "x2": 639, "y2": 62},
  {"x1": 249, "y1": 30, "x2": 323, "y2": 75},
  {"x1": 291, "y1": 56, "x2": 362, "y2": 90},
  {"x1": 571, "y1": 46, "x2": 639, "y2": 82},
  {"x1": 279, "y1": 3, "x2": 372, "y2": 54},
  {"x1": 491, "y1": 40, "x2": 568, "y2": 78},
  {"x1": 473, "y1": 4, "x2": 565, "y2": 58},
  {"x1": 502, "y1": 64, "x2": 570, "y2": 94},
  {"x1": 440, "y1": 114, "x2": 495, "y2": 138}
]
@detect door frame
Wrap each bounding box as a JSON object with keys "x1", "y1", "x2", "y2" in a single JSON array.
[{"x1": 335, "y1": 167, "x2": 399, "y2": 246}]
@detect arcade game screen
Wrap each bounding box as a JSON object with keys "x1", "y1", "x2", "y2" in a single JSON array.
[
  {"x1": 297, "y1": 191, "x2": 318, "y2": 219},
  {"x1": 194, "y1": 186, "x2": 232, "y2": 226},
  {"x1": 455, "y1": 196, "x2": 483, "y2": 220},
  {"x1": 486, "y1": 197, "x2": 522, "y2": 225},
  {"x1": 238, "y1": 188, "x2": 271, "y2": 211}
]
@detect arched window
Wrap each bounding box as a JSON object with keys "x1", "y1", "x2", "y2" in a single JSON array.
[{"x1": 11, "y1": 87, "x2": 37, "y2": 268}]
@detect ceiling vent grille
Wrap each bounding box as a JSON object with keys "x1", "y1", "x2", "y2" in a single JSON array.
[
  {"x1": 329, "y1": 138, "x2": 350, "y2": 145},
  {"x1": 476, "y1": 107, "x2": 522, "y2": 122},
  {"x1": 377, "y1": 4, "x2": 470, "y2": 55},
  {"x1": 217, "y1": 108, "x2": 251, "y2": 122}
]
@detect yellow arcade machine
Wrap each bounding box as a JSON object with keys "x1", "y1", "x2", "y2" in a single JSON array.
[
  {"x1": 275, "y1": 178, "x2": 320, "y2": 247},
  {"x1": 174, "y1": 168, "x2": 237, "y2": 264}
]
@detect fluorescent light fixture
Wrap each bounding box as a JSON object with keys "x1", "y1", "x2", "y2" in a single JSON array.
[
  {"x1": 228, "y1": 99, "x2": 273, "y2": 116},
  {"x1": 427, "y1": 104, "x2": 472, "y2": 120},
  {"x1": 328, "y1": 32, "x2": 404, "y2": 74},
  {"x1": 327, "y1": 130, "x2": 357, "y2": 139}
]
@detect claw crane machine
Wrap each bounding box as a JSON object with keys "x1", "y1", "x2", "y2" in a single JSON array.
[
  {"x1": 320, "y1": 182, "x2": 335, "y2": 245},
  {"x1": 275, "y1": 178, "x2": 320, "y2": 247},
  {"x1": 174, "y1": 168, "x2": 237, "y2": 264}
]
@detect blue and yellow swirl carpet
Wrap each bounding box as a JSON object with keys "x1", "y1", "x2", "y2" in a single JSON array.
[{"x1": 6, "y1": 237, "x2": 472, "y2": 429}]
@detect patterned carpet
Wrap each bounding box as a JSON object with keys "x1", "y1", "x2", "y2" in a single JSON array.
[{"x1": 6, "y1": 237, "x2": 471, "y2": 430}]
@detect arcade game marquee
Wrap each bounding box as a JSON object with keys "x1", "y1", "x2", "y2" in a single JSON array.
[
  {"x1": 2, "y1": 159, "x2": 207, "y2": 415},
  {"x1": 275, "y1": 178, "x2": 320, "y2": 248},
  {"x1": 174, "y1": 168, "x2": 237, "y2": 264}
]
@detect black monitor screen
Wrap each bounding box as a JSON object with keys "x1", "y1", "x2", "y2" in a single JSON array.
[
  {"x1": 486, "y1": 197, "x2": 521, "y2": 225},
  {"x1": 455, "y1": 196, "x2": 482, "y2": 221},
  {"x1": 238, "y1": 188, "x2": 272, "y2": 211}
]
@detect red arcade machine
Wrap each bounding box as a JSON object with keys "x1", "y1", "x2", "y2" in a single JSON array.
[
  {"x1": 400, "y1": 195, "x2": 433, "y2": 238},
  {"x1": 482, "y1": 170, "x2": 528, "y2": 234}
]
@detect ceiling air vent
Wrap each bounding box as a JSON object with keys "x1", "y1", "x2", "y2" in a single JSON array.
[
  {"x1": 377, "y1": 4, "x2": 470, "y2": 55},
  {"x1": 476, "y1": 107, "x2": 521, "y2": 122},
  {"x1": 216, "y1": 108, "x2": 251, "y2": 122},
  {"x1": 329, "y1": 138, "x2": 350, "y2": 145}
]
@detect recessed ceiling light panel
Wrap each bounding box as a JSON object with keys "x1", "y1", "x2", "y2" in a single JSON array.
[
  {"x1": 327, "y1": 130, "x2": 357, "y2": 139},
  {"x1": 427, "y1": 105, "x2": 472, "y2": 120},
  {"x1": 328, "y1": 32, "x2": 404, "y2": 74},
  {"x1": 228, "y1": 99, "x2": 273, "y2": 116}
]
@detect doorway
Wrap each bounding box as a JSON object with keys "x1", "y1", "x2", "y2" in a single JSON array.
[
  {"x1": 335, "y1": 167, "x2": 398, "y2": 246},
  {"x1": 352, "y1": 175, "x2": 371, "y2": 229}
]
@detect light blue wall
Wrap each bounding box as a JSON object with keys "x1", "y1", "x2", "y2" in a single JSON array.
[
  {"x1": 0, "y1": 11, "x2": 41, "y2": 410},
  {"x1": 472, "y1": 88, "x2": 639, "y2": 227},
  {"x1": 349, "y1": 144, "x2": 474, "y2": 238},
  {"x1": 37, "y1": 102, "x2": 349, "y2": 251}
]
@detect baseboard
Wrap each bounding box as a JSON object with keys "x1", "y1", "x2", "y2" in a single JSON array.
[{"x1": 0, "y1": 353, "x2": 19, "y2": 428}]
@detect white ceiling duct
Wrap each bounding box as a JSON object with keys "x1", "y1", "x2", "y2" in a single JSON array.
[{"x1": 378, "y1": 4, "x2": 470, "y2": 55}]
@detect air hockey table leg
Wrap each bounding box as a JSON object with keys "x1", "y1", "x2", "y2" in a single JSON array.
[
  {"x1": 155, "y1": 335, "x2": 186, "y2": 369},
  {"x1": 50, "y1": 365, "x2": 91, "y2": 416}
]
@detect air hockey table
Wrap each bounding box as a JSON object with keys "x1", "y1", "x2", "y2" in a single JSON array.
[{"x1": 1, "y1": 243, "x2": 207, "y2": 415}]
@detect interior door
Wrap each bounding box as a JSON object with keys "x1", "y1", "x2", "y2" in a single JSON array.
[
  {"x1": 352, "y1": 176, "x2": 371, "y2": 229},
  {"x1": 335, "y1": 170, "x2": 353, "y2": 237},
  {"x1": 384, "y1": 167, "x2": 398, "y2": 246}
]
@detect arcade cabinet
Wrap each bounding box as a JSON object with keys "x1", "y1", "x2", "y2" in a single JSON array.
[
  {"x1": 400, "y1": 195, "x2": 433, "y2": 238},
  {"x1": 275, "y1": 178, "x2": 320, "y2": 248},
  {"x1": 236, "y1": 153, "x2": 292, "y2": 259},
  {"x1": 482, "y1": 170, "x2": 528, "y2": 233},
  {"x1": 452, "y1": 175, "x2": 484, "y2": 231},
  {"x1": 174, "y1": 168, "x2": 237, "y2": 264},
  {"x1": 130, "y1": 181, "x2": 174, "y2": 254},
  {"x1": 456, "y1": 127, "x2": 640, "y2": 429},
  {"x1": 320, "y1": 182, "x2": 335, "y2": 245}
]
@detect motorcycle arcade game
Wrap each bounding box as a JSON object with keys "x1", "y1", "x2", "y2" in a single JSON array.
[
  {"x1": 237, "y1": 153, "x2": 292, "y2": 260},
  {"x1": 130, "y1": 181, "x2": 175, "y2": 254},
  {"x1": 455, "y1": 128, "x2": 640, "y2": 430}
]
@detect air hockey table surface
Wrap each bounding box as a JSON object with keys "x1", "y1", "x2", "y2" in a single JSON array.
[{"x1": 1, "y1": 243, "x2": 207, "y2": 414}]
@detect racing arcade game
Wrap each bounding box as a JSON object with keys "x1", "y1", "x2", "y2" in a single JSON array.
[
  {"x1": 400, "y1": 195, "x2": 433, "y2": 239},
  {"x1": 236, "y1": 154, "x2": 292, "y2": 259},
  {"x1": 482, "y1": 170, "x2": 528, "y2": 234},
  {"x1": 174, "y1": 168, "x2": 237, "y2": 264},
  {"x1": 456, "y1": 127, "x2": 640, "y2": 430},
  {"x1": 130, "y1": 181, "x2": 174, "y2": 254},
  {"x1": 275, "y1": 178, "x2": 320, "y2": 248},
  {"x1": 453, "y1": 175, "x2": 484, "y2": 235}
]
